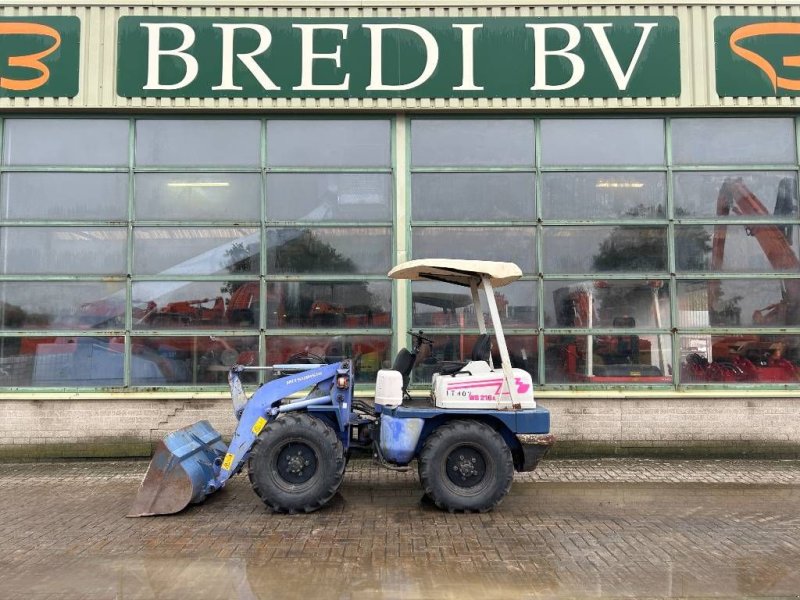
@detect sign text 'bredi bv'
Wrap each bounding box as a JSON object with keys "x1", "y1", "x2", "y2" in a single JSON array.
[{"x1": 117, "y1": 17, "x2": 680, "y2": 99}]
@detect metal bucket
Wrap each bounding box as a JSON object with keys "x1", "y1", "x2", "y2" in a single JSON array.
[{"x1": 128, "y1": 420, "x2": 228, "y2": 517}]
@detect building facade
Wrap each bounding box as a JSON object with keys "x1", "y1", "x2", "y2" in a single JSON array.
[{"x1": 0, "y1": 0, "x2": 799, "y2": 458}]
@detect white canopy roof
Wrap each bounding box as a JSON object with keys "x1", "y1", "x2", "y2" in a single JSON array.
[{"x1": 388, "y1": 259, "x2": 522, "y2": 288}]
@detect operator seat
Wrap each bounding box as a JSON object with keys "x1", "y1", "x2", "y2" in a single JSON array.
[
  {"x1": 392, "y1": 348, "x2": 416, "y2": 393},
  {"x1": 438, "y1": 333, "x2": 492, "y2": 376}
]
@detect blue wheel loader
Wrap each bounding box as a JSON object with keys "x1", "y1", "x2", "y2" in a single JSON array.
[{"x1": 129, "y1": 259, "x2": 554, "y2": 516}]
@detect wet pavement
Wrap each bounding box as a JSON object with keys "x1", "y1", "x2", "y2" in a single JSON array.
[{"x1": 1, "y1": 458, "x2": 799, "y2": 599}]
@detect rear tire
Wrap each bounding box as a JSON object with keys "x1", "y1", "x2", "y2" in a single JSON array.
[
  {"x1": 248, "y1": 413, "x2": 345, "y2": 514},
  {"x1": 418, "y1": 420, "x2": 513, "y2": 513}
]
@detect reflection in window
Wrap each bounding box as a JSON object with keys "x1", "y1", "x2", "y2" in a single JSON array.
[
  {"x1": 131, "y1": 335, "x2": 259, "y2": 385},
  {"x1": 135, "y1": 173, "x2": 261, "y2": 221},
  {"x1": 541, "y1": 172, "x2": 666, "y2": 220},
  {"x1": 677, "y1": 279, "x2": 800, "y2": 328},
  {"x1": 133, "y1": 228, "x2": 260, "y2": 275},
  {"x1": 409, "y1": 333, "x2": 538, "y2": 385},
  {"x1": 0, "y1": 336, "x2": 126, "y2": 387},
  {"x1": 267, "y1": 228, "x2": 391, "y2": 275},
  {"x1": 1, "y1": 173, "x2": 128, "y2": 221},
  {"x1": 411, "y1": 280, "x2": 538, "y2": 329},
  {"x1": 540, "y1": 119, "x2": 664, "y2": 166},
  {"x1": 132, "y1": 281, "x2": 260, "y2": 330},
  {"x1": 0, "y1": 227, "x2": 127, "y2": 275},
  {"x1": 135, "y1": 120, "x2": 260, "y2": 167},
  {"x1": 412, "y1": 172, "x2": 535, "y2": 222},
  {"x1": 676, "y1": 224, "x2": 799, "y2": 273},
  {"x1": 411, "y1": 119, "x2": 535, "y2": 167},
  {"x1": 267, "y1": 120, "x2": 390, "y2": 167},
  {"x1": 544, "y1": 280, "x2": 669, "y2": 329},
  {"x1": 545, "y1": 334, "x2": 672, "y2": 383},
  {"x1": 673, "y1": 172, "x2": 798, "y2": 219},
  {"x1": 266, "y1": 173, "x2": 392, "y2": 222},
  {"x1": 412, "y1": 227, "x2": 536, "y2": 273},
  {"x1": 265, "y1": 335, "x2": 391, "y2": 383},
  {"x1": 266, "y1": 281, "x2": 390, "y2": 329},
  {"x1": 680, "y1": 334, "x2": 800, "y2": 384},
  {"x1": 542, "y1": 226, "x2": 667, "y2": 274},
  {"x1": 671, "y1": 118, "x2": 796, "y2": 165},
  {"x1": 0, "y1": 282, "x2": 126, "y2": 330},
  {"x1": 3, "y1": 119, "x2": 128, "y2": 166}
]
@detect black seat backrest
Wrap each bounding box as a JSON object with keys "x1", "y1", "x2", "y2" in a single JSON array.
[
  {"x1": 470, "y1": 334, "x2": 492, "y2": 362},
  {"x1": 392, "y1": 348, "x2": 415, "y2": 391}
]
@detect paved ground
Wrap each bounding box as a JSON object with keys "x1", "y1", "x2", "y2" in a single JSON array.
[{"x1": 1, "y1": 458, "x2": 799, "y2": 599}]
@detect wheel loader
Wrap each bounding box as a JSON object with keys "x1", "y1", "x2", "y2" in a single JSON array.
[{"x1": 129, "y1": 259, "x2": 554, "y2": 516}]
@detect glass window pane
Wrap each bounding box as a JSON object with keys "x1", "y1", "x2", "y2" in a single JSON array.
[
  {"x1": 675, "y1": 224, "x2": 800, "y2": 273},
  {"x1": 131, "y1": 335, "x2": 259, "y2": 385},
  {"x1": 267, "y1": 227, "x2": 391, "y2": 275},
  {"x1": 266, "y1": 173, "x2": 392, "y2": 222},
  {"x1": 267, "y1": 120, "x2": 390, "y2": 167},
  {"x1": 545, "y1": 334, "x2": 672, "y2": 383},
  {"x1": 266, "y1": 281, "x2": 391, "y2": 329},
  {"x1": 409, "y1": 333, "x2": 538, "y2": 386},
  {"x1": 540, "y1": 119, "x2": 664, "y2": 166},
  {"x1": 679, "y1": 334, "x2": 800, "y2": 384},
  {"x1": 135, "y1": 173, "x2": 260, "y2": 221},
  {"x1": 411, "y1": 280, "x2": 538, "y2": 329},
  {"x1": 412, "y1": 173, "x2": 535, "y2": 221},
  {"x1": 134, "y1": 227, "x2": 259, "y2": 275},
  {"x1": 672, "y1": 118, "x2": 796, "y2": 165},
  {"x1": 1, "y1": 282, "x2": 126, "y2": 330},
  {"x1": 1, "y1": 173, "x2": 128, "y2": 221},
  {"x1": 412, "y1": 227, "x2": 536, "y2": 273},
  {"x1": 3, "y1": 119, "x2": 128, "y2": 166},
  {"x1": 677, "y1": 279, "x2": 800, "y2": 328},
  {"x1": 265, "y1": 335, "x2": 391, "y2": 383},
  {"x1": 135, "y1": 120, "x2": 260, "y2": 167},
  {"x1": 0, "y1": 227, "x2": 126, "y2": 275},
  {"x1": 0, "y1": 336, "x2": 126, "y2": 386},
  {"x1": 544, "y1": 280, "x2": 669, "y2": 329},
  {"x1": 411, "y1": 119, "x2": 534, "y2": 167},
  {"x1": 542, "y1": 226, "x2": 667, "y2": 274},
  {"x1": 674, "y1": 172, "x2": 798, "y2": 219},
  {"x1": 132, "y1": 281, "x2": 259, "y2": 330},
  {"x1": 541, "y1": 172, "x2": 666, "y2": 220}
]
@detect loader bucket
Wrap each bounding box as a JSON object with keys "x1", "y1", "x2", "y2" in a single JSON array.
[{"x1": 128, "y1": 420, "x2": 228, "y2": 517}]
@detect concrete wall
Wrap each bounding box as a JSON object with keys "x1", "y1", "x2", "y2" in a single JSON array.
[{"x1": 2, "y1": 396, "x2": 798, "y2": 460}]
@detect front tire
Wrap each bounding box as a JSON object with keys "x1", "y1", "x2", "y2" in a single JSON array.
[
  {"x1": 418, "y1": 420, "x2": 514, "y2": 513},
  {"x1": 248, "y1": 413, "x2": 345, "y2": 514}
]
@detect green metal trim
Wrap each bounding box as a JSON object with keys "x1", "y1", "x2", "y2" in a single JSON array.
[
  {"x1": 126, "y1": 117, "x2": 136, "y2": 387},
  {"x1": 260, "y1": 117, "x2": 269, "y2": 381},
  {"x1": 666, "y1": 116, "x2": 679, "y2": 386}
]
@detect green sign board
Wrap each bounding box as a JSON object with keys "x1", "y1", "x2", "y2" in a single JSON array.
[
  {"x1": 117, "y1": 16, "x2": 680, "y2": 99},
  {"x1": 0, "y1": 16, "x2": 80, "y2": 98},
  {"x1": 716, "y1": 17, "x2": 800, "y2": 97}
]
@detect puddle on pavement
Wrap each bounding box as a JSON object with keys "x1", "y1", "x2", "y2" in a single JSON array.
[{"x1": 5, "y1": 551, "x2": 800, "y2": 600}]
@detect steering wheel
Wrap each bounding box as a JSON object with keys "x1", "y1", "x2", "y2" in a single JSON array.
[{"x1": 408, "y1": 330, "x2": 434, "y2": 353}]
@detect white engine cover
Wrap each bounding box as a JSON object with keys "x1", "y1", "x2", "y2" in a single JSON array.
[
  {"x1": 375, "y1": 369, "x2": 403, "y2": 407},
  {"x1": 433, "y1": 362, "x2": 535, "y2": 409}
]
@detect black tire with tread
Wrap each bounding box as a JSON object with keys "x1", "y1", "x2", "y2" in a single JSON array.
[
  {"x1": 248, "y1": 413, "x2": 345, "y2": 514},
  {"x1": 418, "y1": 420, "x2": 513, "y2": 513}
]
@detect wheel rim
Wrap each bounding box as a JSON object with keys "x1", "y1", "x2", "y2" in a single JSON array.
[
  {"x1": 275, "y1": 442, "x2": 318, "y2": 485},
  {"x1": 445, "y1": 445, "x2": 487, "y2": 489}
]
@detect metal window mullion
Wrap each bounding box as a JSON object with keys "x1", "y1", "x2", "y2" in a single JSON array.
[
  {"x1": 410, "y1": 166, "x2": 536, "y2": 174},
  {"x1": 410, "y1": 220, "x2": 538, "y2": 228},
  {"x1": 264, "y1": 328, "x2": 393, "y2": 337},
  {"x1": 260, "y1": 118, "x2": 268, "y2": 380},
  {"x1": 265, "y1": 222, "x2": 391, "y2": 228},
  {"x1": 0, "y1": 166, "x2": 129, "y2": 173},
  {"x1": 538, "y1": 165, "x2": 668, "y2": 173},
  {"x1": 125, "y1": 117, "x2": 136, "y2": 388},
  {"x1": 537, "y1": 219, "x2": 668, "y2": 227},
  {"x1": 670, "y1": 164, "x2": 799, "y2": 172},
  {"x1": 133, "y1": 166, "x2": 261, "y2": 174},
  {"x1": 666, "y1": 116, "x2": 679, "y2": 389},
  {"x1": 265, "y1": 166, "x2": 392, "y2": 174},
  {"x1": 535, "y1": 116, "x2": 546, "y2": 387},
  {"x1": 540, "y1": 273, "x2": 671, "y2": 281},
  {"x1": 395, "y1": 112, "x2": 410, "y2": 359}
]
